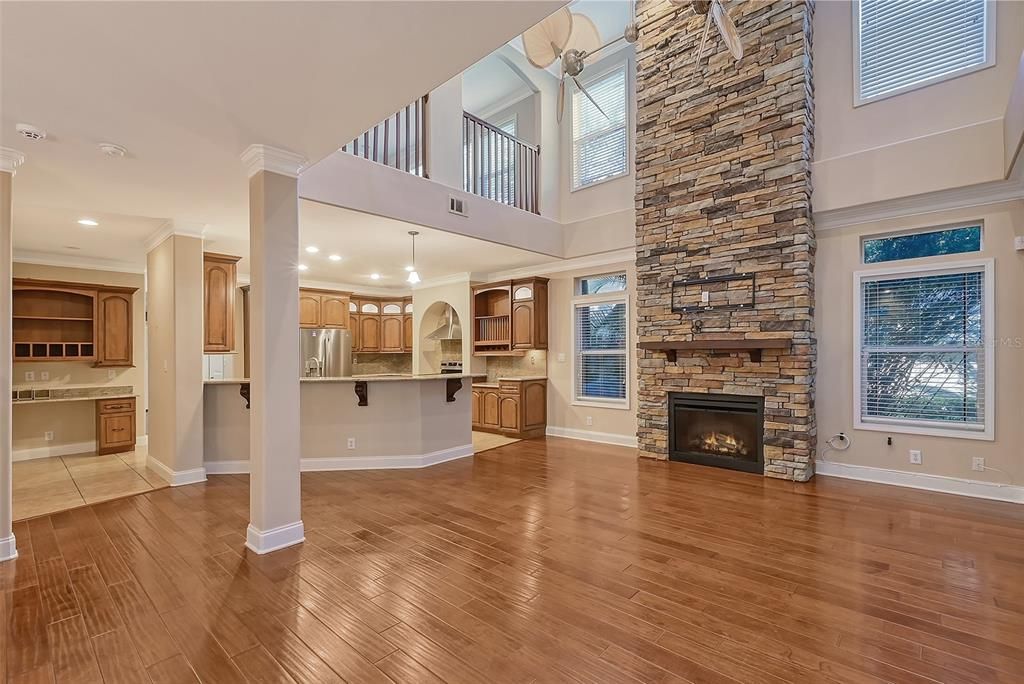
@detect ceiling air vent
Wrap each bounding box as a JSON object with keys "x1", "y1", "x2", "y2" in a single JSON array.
[
  {"x1": 448, "y1": 195, "x2": 467, "y2": 217},
  {"x1": 16, "y1": 123, "x2": 47, "y2": 141}
]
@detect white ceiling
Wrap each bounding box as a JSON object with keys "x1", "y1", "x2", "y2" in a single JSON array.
[
  {"x1": 462, "y1": 54, "x2": 535, "y2": 117},
  {"x1": 1, "y1": 0, "x2": 565, "y2": 269}
]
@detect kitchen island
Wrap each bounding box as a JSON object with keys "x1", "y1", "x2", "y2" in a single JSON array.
[{"x1": 203, "y1": 374, "x2": 474, "y2": 473}]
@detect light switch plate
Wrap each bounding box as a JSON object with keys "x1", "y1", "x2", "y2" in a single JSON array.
[
  {"x1": 1015, "y1": 235, "x2": 1024, "y2": 251},
  {"x1": 909, "y1": 449, "x2": 922, "y2": 465},
  {"x1": 24, "y1": 371, "x2": 34, "y2": 382},
  {"x1": 40, "y1": 372, "x2": 49, "y2": 381},
  {"x1": 108, "y1": 370, "x2": 116, "y2": 380}
]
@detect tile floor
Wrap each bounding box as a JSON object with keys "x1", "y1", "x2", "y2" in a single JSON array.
[
  {"x1": 12, "y1": 446, "x2": 168, "y2": 521},
  {"x1": 472, "y1": 430, "x2": 520, "y2": 454}
]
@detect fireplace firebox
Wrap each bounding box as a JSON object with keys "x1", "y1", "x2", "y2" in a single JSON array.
[{"x1": 668, "y1": 392, "x2": 764, "y2": 474}]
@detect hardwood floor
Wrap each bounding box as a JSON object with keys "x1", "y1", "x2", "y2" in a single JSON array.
[{"x1": 3, "y1": 436, "x2": 1023, "y2": 683}]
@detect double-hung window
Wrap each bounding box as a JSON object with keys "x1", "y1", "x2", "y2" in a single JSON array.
[
  {"x1": 854, "y1": 0, "x2": 995, "y2": 105},
  {"x1": 855, "y1": 259, "x2": 993, "y2": 439},
  {"x1": 574, "y1": 273, "x2": 629, "y2": 406},
  {"x1": 571, "y1": 63, "x2": 628, "y2": 189}
]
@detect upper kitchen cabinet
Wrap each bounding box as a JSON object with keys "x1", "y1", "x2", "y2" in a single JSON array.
[
  {"x1": 12, "y1": 278, "x2": 136, "y2": 366},
  {"x1": 472, "y1": 277, "x2": 548, "y2": 355},
  {"x1": 357, "y1": 300, "x2": 381, "y2": 352},
  {"x1": 299, "y1": 289, "x2": 350, "y2": 329},
  {"x1": 203, "y1": 252, "x2": 241, "y2": 353},
  {"x1": 511, "y1": 278, "x2": 548, "y2": 351},
  {"x1": 380, "y1": 301, "x2": 403, "y2": 352},
  {"x1": 402, "y1": 299, "x2": 414, "y2": 351}
]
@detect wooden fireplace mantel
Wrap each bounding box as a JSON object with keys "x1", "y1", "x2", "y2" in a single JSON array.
[{"x1": 638, "y1": 338, "x2": 791, "y2": 363}]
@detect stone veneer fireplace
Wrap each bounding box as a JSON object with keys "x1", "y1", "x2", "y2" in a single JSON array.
[{"x1": 634, "y1": 0, "x2": 816, "y2": 481}]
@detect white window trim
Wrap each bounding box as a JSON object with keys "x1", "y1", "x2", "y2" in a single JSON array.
[
  {"x1": 859, "y1": 221, "x2": 984, "y2": 264},
  {"x1": 571, "y1": 283, "x2": 630, "y2": 410},
  {"x1": 570, "y1": 58, "x2": 631, "y2": 192},
  {"x1": 852, "y1": 0, "x2": 997, "y2": 107},
  {"x1": 852, "y1": 258, "x2": 995, "y2": 440}
]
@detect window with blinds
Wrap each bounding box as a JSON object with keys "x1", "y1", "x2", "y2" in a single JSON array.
[
  {"x1": 855, "y1": 0, "x2": 994, "y2": 105},
  {"x1": 574, "y1": 273, "x2": 628, "y2": 405},
  {"x1": 856, "y1": 262, "x2": 992, "y2": 438},
  {"x1": 572, "y1": 64, "x2": 628, "y2": 190}
]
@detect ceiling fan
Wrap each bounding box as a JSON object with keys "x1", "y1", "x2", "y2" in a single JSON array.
[
  {"x1": 521, "y1": 7, "x2": 638, "y2": 123},
  {"x1": 670, "y1": 0, "x2": 744, "y2": 77}
]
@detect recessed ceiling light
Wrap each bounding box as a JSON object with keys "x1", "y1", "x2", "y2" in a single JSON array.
[
  {"x1": 370, "y1": 273, "x2": 381, "y2": 280},
  {"x1": 328, "y1": 254, "x2": 342, "y2": 262},
  {"x1": 404, "y1": 265, "x2": 414, "y2": 272},
  {"x1": 77, "y1": 218, "x2": 99, "y2": 226},
  {"x1": 305, "y1": 246, "x2": 319, "y2": 254},
  {"x1": 298, "y1": 264, "x2": 309, "y2": 271}
]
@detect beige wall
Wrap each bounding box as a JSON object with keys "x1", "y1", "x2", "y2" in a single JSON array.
[
  {"x1": 546, "y1": 261, "x2": 637, "y2": 443},
  {"x1": 816, "y1": 200, "x2": 1024, "y2": 485},
  {"x1": 813, "y1": 0, "x2": 1024, "y2": 210},
  {"x1": 12, "y1": 263, "x2": 146, "y2": 454},
  {"x1": 479, "y1": 93, "x2": 540, "y2": 147},
  {"x1": 412, "y1": 278, "x2": 482, "y2": 375}
]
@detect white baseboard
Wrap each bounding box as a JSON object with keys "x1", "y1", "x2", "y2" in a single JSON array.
[
  {"x1": 246, "y1": 521, "x2": 305, "y2": 554},
  {"x1": 14, "y1": 440, "x2": 97, "y2": 462},
  {"x1": 0, "y1": 533, "x2": 17, "y2": 562},
  {"x1": 545, "y1": 426, "x2": 639, "y2": 448},
  {"x1": 15, "y1": 436, "x2": 148, "y2": 462},
  {"x1": 146, "y1": 455, "x2": 208, "y2": 487},
  {"x1": 816, "y1": 460, "x2": 1024, "y2": 504},
  {"x1": 204, "y1": 444, "x2": 475, "y2": 475}
]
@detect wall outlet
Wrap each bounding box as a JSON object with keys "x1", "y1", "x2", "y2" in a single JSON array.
[
  {"x1": 347, "y1": 438, "x2": 356, "y2": 450},
  {"x1": 44, "y1": 431, "x2": 54, "y2": 442},
  {"x1": 40, "y1": 371, "x2": 49, "y2": 381},
  {"x1": 557, "y1": 353, "x2": 566, "y2": 363},
  {"x1": 24, "y1": 371, "x2": 35, "y2": 382},
  {"x1": 909, "y1": 449, "x2": 922, "y2": 465},
  {"x1": 585, "y1": 416, "x2": 593, "y2": 426},
  {"x1": 971, "y1": 457, "x2": 985, "y2": 472},
  {"x1": 107, "y1": 370, "x2": 117, "y2": 380}
]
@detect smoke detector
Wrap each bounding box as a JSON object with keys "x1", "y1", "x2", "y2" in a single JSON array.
[
  {"x1": 98, "y1": 142, "x2": 127, "y2": 158},
  {"x1": 16, "y1": 123, "x2": 47, "y2": 141}
]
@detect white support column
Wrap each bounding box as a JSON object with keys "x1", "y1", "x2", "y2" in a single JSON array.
[
  {"x1": 1, "y1": 148, "x2": 25, "y2": 562},
  {"x1": 241, "y1": 145, "x2": 306, "y2": 554}
]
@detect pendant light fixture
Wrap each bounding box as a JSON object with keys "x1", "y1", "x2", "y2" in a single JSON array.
[{"x1": 406, "y1": 230, "x2": 421, "y2": 285}]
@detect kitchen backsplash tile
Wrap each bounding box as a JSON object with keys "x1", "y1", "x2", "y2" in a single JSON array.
[
  {"x1": 353, "y1": 353, "x2": 412, "y2": 376},
  {"x1": 486, "y1": 350, "x2": 547, "y2": 381}
]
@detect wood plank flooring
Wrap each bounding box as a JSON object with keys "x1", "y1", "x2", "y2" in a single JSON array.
[{"x1": 3, "y1": 436, "x2": 1023, "y2": 683}]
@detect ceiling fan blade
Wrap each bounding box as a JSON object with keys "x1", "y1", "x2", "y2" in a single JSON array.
[
  {"x1": 711, "y1": 0, "x2": 744, "y2": 61},
  {"x1": 557, "y1": 73, "x2": 566, "y2": 124},
  {"x1": 691, "y1": 9, "x2": 714, "y2": 79},
  {"x1": 573, "y1": 76, "x2": 610, "y2": 121}
]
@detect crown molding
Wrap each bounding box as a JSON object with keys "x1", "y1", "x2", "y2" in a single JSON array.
[
  {"x1": 241, "y1": 144, "x2": 307, "y2": 179},
  {"x1": 0, "y1": 147, "x2": 25, "y2": 175},
  {"x1": 485, "y1": 248, "x2": 635, "y2": 282},
  {"x1": 237, "y1": 272, "x2": 411, "y2": 297},
  {"x1": 814, "y1": 177, "x2": 1024, "y2": 232},
  {"x1": 413, "y1": 271, "x2": 480, "y2": 290},
  {"x1": 144, "y1": 221, "x2": 207, "y2": 253},
  {"x1": 14, "y1": 250, "x2": 145, "y2": 275}
]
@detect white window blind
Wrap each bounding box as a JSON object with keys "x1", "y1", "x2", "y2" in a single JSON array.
[
  {"x1": 572, "y1": 64, "x2": 628, "y2": 189},
  {"x1": 858, "y1": 266, "x2": 990, "y2": 435},
  {"x1": 856, "y1": 0, "x2": 992, "y2": 104},
  {"x1": 574, "y1": 273, "x2": 628, "y2": 404}
]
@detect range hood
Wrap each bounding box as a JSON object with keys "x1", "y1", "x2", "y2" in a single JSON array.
[{"x1": 425, "y1": 305, "x2": 462, "y2": 341}]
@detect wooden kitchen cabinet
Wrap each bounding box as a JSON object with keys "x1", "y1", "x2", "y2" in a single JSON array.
[
  {"x1": 96, "y1": 397, "x2": 136, "y2": 455},
  {"x1": 472, "y1": 277, "x2": 548, "y2": 355},
  {"x1": 203, "y1": 252, "x2": 240, "y2": 353},
  {"x1": 358, "y1": 302, "x2": 381, "y2": 352},
  {"x1": 402, "y1": 300, "x2": 414, "y2": 351},
  {"x1": 299, "y1": 292, "x2": 322, "y2": 328},
  {"x1": 471, "y1": 379, "x2": 546, "y2": 438},
  {"x1": 320, "y1": 294, "x2": 349, "y2": 328},
  {"x1": 13, "y1": 279, "x2": 136, "y2": 366},
  {"x1": 380, "y1": 301, "x2": 403, "y2": 352},
  {"x1": 95, "y1": 291, "x2": 134, "y2": 367}
]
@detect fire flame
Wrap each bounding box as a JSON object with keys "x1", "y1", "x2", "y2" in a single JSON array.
[{"x1": 691, "y1": 431, "x2": 748, "y2": 456}]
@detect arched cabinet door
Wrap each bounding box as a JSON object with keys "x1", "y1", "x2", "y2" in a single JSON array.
[
  {"x1": 321, "y1": 295, "x2": 349, "y2": 328},
  {"x1": 359, "y1": 315, "x2": 380, "y2": 352},
  {"x1": 299, "y1": 293, "x2": 321, "y2": 327},
  {"x1": 96, "y1": 292, "x2": 133, "y2": 367},
  {"x1": 512, "y1": 302, "x2": 533, "y2": 349},
  {"x1": 381, "y1": 315, "x2": 403, "y2": 352}
]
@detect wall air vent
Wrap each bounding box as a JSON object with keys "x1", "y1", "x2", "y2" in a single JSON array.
[
  {"x1": 16, "y1": 123, "x2": 47, "y2": 141},
  {"x1": 448, "y1": 195, "x2": 467, "y2": 217}
]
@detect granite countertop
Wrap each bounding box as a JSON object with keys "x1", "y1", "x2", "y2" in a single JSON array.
[
  {"x1": 205, "y1": 373, "x2": 477, "y2": 385},
  {"x1": 13, "y1": 394, "x2": 137, "y2": 406},
  {"x1": 11, "y1": 384, "x2": 135, "y2": 405},
  {"x1": 472, "y1": 376, "x2": 548, "y2": 387}
]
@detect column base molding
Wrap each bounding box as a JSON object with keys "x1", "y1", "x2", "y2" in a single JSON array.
[
  {"x1": 0, "y1": 533, "x2": 18, "y2": 562},
  {"x1": 146, "y1": 456, "x2": 208, "y2": 487},
  {"x1": 245, "y1": 521, "x2": 305, "y2": 555}
]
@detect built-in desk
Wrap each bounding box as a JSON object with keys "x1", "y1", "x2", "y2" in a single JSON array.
[{"x1": 12, "y1": 385, "x2": 138, "y2": 456}]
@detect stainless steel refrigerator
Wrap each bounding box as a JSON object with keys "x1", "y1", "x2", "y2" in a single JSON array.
[{"x1": 299, "y1": 328, "x2": 352, "y2": 378}]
